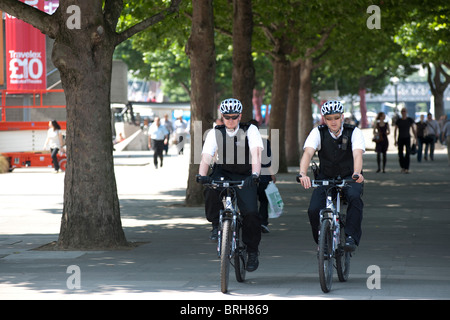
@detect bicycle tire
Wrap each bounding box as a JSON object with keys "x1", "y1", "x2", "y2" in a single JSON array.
[
  {"x1": 220, "y1": 219, "x2": 232, "y2": 293},
  {"x1": 336, "y1": 250, "x2": 351, "y2": 282},
  {"x1": 234, "y1": 220, "x2": 247, "y2": 282},
  {"x1": 336, "y1": 214, "x2": 350, "y2": 282},
  {"x1": 318, "y1": 219, "x2": 333, "y2": 293}
]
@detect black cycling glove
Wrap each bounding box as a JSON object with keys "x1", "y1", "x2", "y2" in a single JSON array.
[
  {"x1": 244, "y1": 173, "x2": 259, "y2": 188},
  {"x1": 196, "y1": 174, "x2": 211, "y2": 184}
]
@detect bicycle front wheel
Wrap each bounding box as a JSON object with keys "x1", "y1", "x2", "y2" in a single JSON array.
[
  {"x1": 318, "y1": 219, "x2": 333, "y2": 293},
  {"x1": 234, "y1": 220, "x2": 247, "y2": 282},
  {"x1": 220, "y1": 219, "x2": 232, "y2": 293}
]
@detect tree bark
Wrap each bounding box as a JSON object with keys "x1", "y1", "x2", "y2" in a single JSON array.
[
  {"x1": 358, "y1": 87, "x2": 368, "y2": 128},
  {"x1": 427, "y1": 62, "x2": 450, "y2": 120},
  {"x1": 185, "y1": 0, "x2": 216, "y2": 206},
  {"x1": 285, "y1": 63, "x2": 300, "y2": 166},
  {"x1": 232, "y1": 0, "x2": 254, "y2": 122},
  {"x1": 298, "y1": 58, "x2": 313, "y2": 157},
  {"x1": 269, "y1": 57, "x2": 290, "y2": 173}
]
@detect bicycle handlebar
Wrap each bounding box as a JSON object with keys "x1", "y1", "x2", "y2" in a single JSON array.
[
  {"x1": 311, "y1": 176, "x2": 359, "y2": 188},
  {"x1": 204, "y1": 179, "x2": 245, "y2": 189}
]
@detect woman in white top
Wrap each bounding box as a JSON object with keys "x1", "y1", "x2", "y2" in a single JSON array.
[{"x1": 43, "y1": 120, "x2": 64, "y2": 172}]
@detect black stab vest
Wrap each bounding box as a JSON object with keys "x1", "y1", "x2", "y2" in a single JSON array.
[
  {"x1": 318, "y1": 123, "x2": 355, "y2": 179},
  {"x1": 215, "y1": 123, "x2": 252, "y2": 175}
]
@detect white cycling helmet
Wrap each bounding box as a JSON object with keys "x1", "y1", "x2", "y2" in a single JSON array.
[
  {"x1": 219, "y1": 98, "x2": 243, "y2": 114},
  {"x1": 321, "y1": 100, "x2": 344, "y2": 116}
]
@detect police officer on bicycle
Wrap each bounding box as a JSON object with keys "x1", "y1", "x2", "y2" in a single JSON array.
[
  {"x1": 197, "y1": 98, "x2": 264, "y2": 272},
  {"x1": 298, "y1": 100, "x2": 365, "y2": 252}
]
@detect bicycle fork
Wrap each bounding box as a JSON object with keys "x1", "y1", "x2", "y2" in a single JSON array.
[
  {"x1": 217, "y1": 196, "x2": 236, "y2": 258},
  {"x1": 319, "y1": 195, "x2": 341, "y2": 256}
]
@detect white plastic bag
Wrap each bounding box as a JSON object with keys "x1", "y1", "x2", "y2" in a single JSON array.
[{"x1": 265, "y1": 182, "x2": 284, "y2": 218}]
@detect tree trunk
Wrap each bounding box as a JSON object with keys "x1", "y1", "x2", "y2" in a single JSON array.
[
  {"x1": 232, "y1": 0, "x2": 254, "y2": 122},
  {"x1": 269, "y1": 57, "x2": 290, "y2": 173},
  {"x1": 285, "y1": 63, "x2": 300, "y2": 166},
  {"x1": 427, "y1": 62, "x2": 450, "y2": 120},
  {"x1": 433, "y1": 91, "x2": 444, "y2": 120},
  {"x1": 358, "y1": 80, "x2": 369, "y2": 128},
  {"x1": 298, "y1": 58, "x2": 313, "y2": 157},
  {"x1": 185, "y1": 0, "x2": 216, "y2": 206},
  {"x1": 54, "y1": 3, "x2": 127, "y2": 249}
]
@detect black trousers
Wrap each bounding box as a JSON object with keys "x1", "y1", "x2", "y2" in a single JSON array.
[
  {"x1": 204, "y1": 169, "x2": 261, "y2": 253},
  {"x1": 50, "y1": 148, "x2": 60, "y2": 171},
  {"x1": 151, "y1": 139, "x2": 164, "y2": 166},
  {"x1": 397, "y1": 137, "x2": 411, "y2": 170},
  {"x1": 307, "y1": 179, "x2": 363, "y2": 245}
]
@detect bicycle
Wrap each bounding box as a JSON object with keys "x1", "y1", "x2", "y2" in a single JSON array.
[
  {"x1": 297, "y1": 174, "x2": 358, "y2": 293},
  {"x1": 201, "y1": 177, "x2": 247, "y2": 293}
]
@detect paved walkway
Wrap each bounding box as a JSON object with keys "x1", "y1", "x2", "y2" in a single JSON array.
[{"x1": 0, "y1": 143, "x2": 449, "y2": 300}]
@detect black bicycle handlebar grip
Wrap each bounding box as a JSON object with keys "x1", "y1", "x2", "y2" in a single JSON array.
[
  {"x1": 196, "y1": 174, "x2": 211, "y2": 184},
  {"x1": 352, "y1": 174, "x2": 359, "y2": 180}
]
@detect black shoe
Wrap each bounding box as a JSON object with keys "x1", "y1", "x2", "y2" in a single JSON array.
[
  {"x1": 261, "y1": 225, "x2": 270, "y2": 234},
  {"x1": 344, "y1": 236, "x2": 357, "y2": 252},
  {"x1": 246, "y1": 252, "x2": 259, "y2": 272},
  {"x1": 210, "y1": 226, "x2": 219, "y2": 242}
]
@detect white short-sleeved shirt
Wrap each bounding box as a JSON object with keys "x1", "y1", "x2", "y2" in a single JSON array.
[
  {"x1": 149, "y1": 124, "x2": 169, "y2": 140},
  {"x1": 303, "y1": 125, "x2": 366, "y2": 152},
  {"x1": 202, "y1": 124, "x2": 264, "y2": 157},
  {"x1": 47, "y1": 129, "x2": 62, "y2": 149}
]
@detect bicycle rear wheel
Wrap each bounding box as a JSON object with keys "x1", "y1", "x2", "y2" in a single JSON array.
[
  {"x1": 318, "y1": 219, "x2": 333, "y2": 293},
  {"x1": 234, "y1": 220, "x2": 247, "y2": 282},
  {"x1": 336, "y1": 249, "x2": 351, "y2": 282},
  {"x1": 336, "y1": 215, "x2": 350, "y2": 282},
  {"x1": 220, "y1": 219, "x2": 232, "y2": 293}
]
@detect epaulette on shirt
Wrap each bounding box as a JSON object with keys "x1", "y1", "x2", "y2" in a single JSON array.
[{"x1": 343, "y1": 123, "x2": 356, "y2": 130}]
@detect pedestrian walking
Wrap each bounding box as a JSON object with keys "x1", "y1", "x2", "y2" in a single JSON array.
[
  {"x1": 373, "y1": 112, "x2": 390, "y2": 173},
  {"x1": 43, "y1": 120, "x2": 64, "y2": 173},
  {"x1": 148, "y1": 117, "x2": 169, "y2": 169},
  {"x1": 424, "y1": 113, "x2": 440, "y2": 161},
  {"x1": 416, "y1": 114, "x2": 428, "y2": 162},
  {"x1": 173, "y1": 115, "x2": 188, "y2": 155},
  {"x1": 394, "y1": 108, "x2": 417, "y2": 173},
  {"x1": 161, "y1": 114, "x2": 173, "y2": 155}
]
